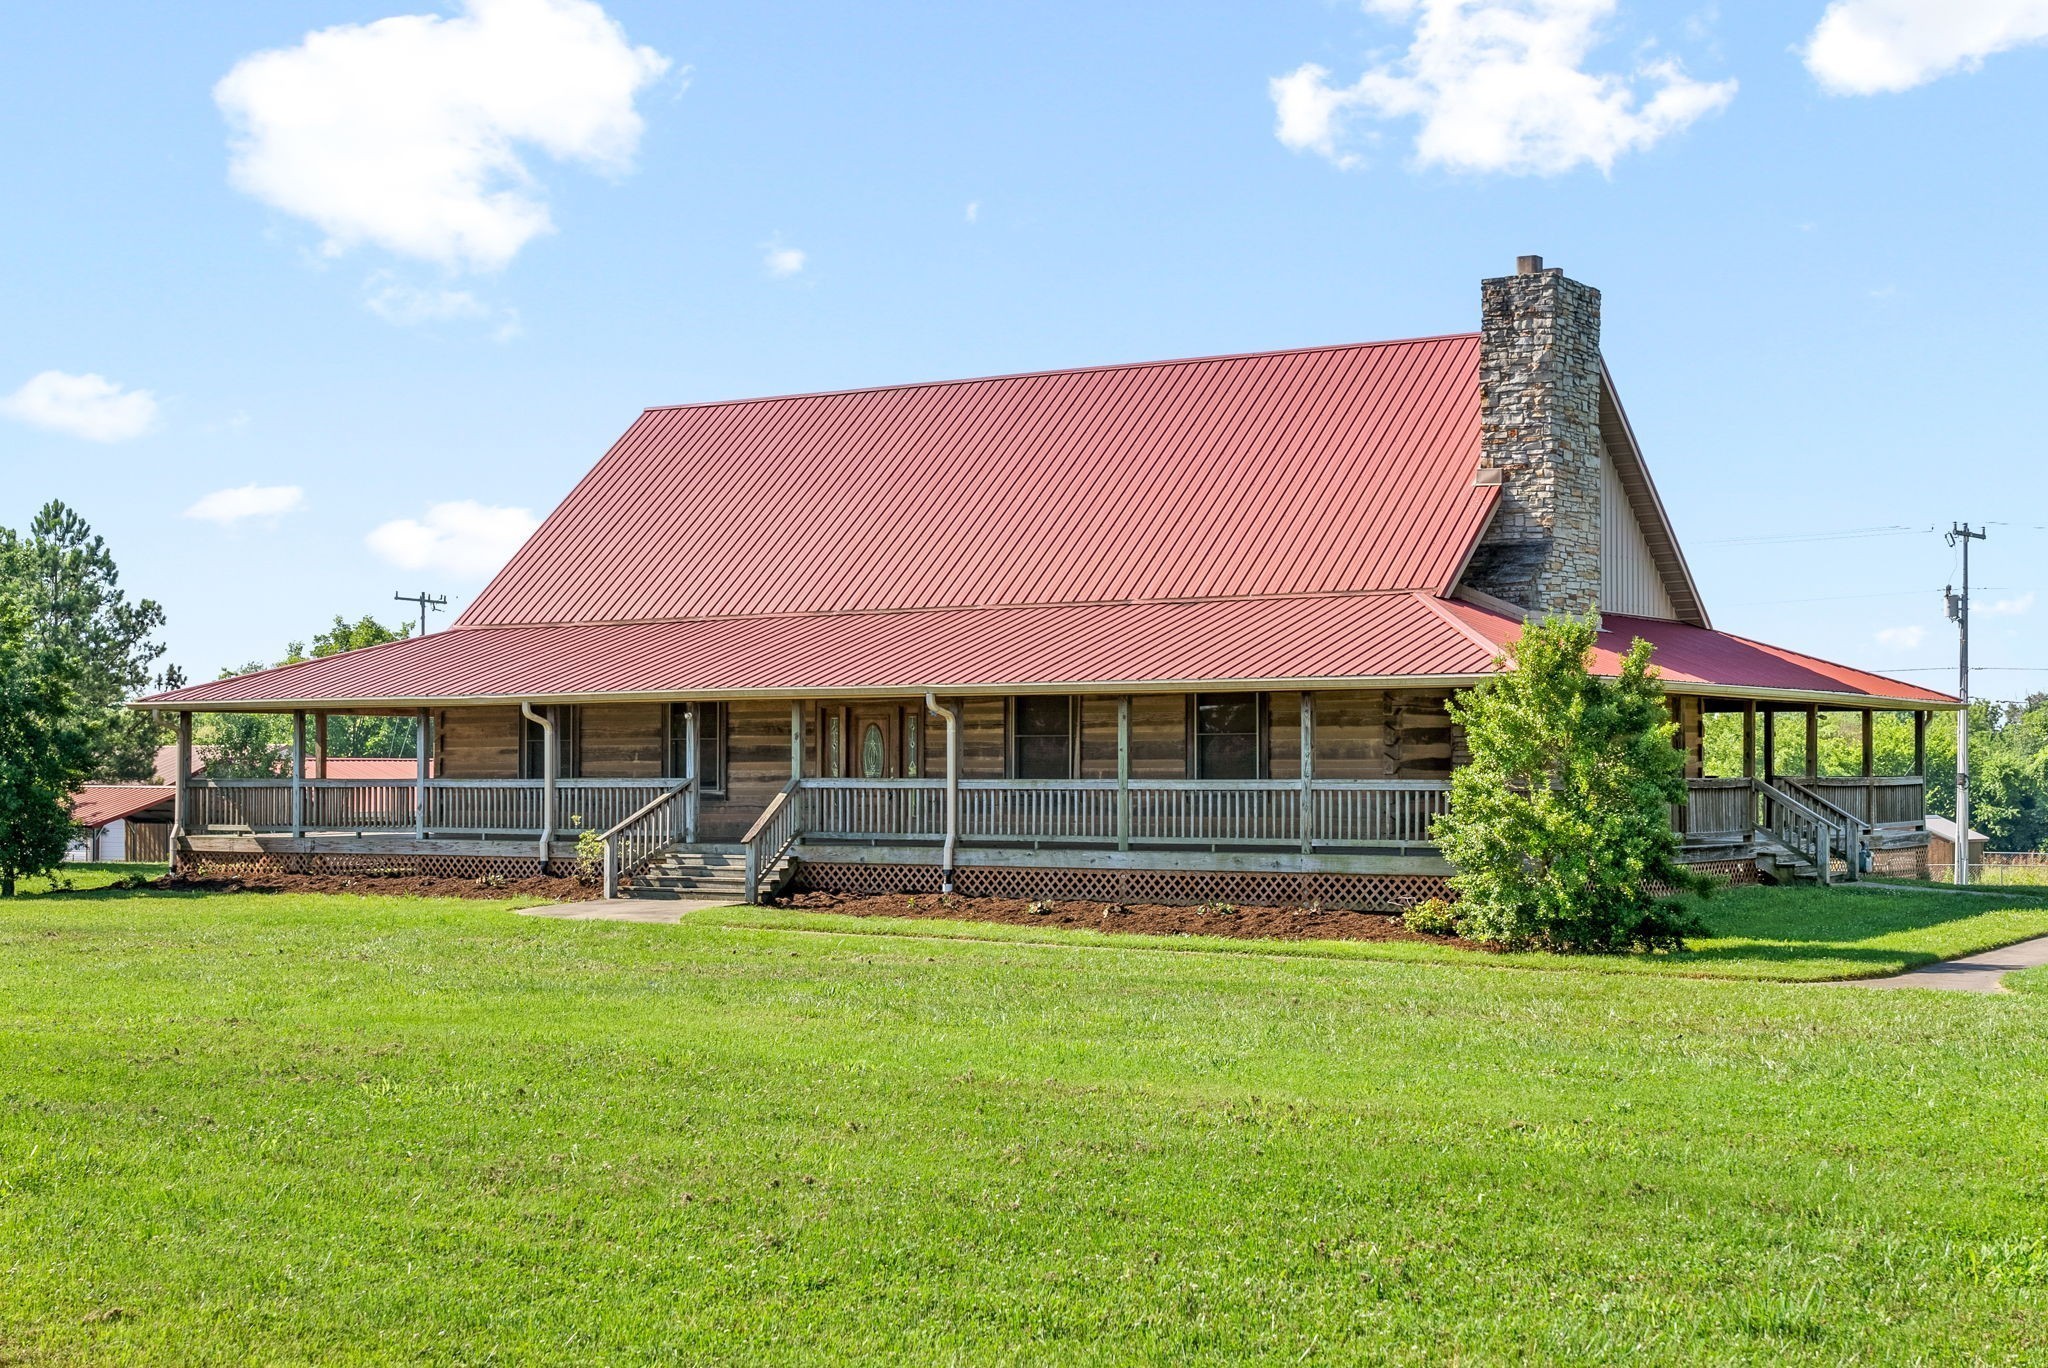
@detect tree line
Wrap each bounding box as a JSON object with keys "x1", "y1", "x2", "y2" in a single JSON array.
[{"x1": 0, "y1": 501, "x2": 415, "y2": 893}]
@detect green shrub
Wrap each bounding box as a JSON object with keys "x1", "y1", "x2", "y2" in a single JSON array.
[
  {"x1": 574, "y1": 829, "x2": 605, "y2": 886},
  {"x1": 1402, "y1": 897, "x2": 1463, "y2": 937},
  {"x1": 1433, "y1": 613, "x2": 1709, "y2": 953}
]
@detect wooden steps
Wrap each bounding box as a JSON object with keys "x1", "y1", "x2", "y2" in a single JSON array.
[{"x1": 622, "y1": 845, "x2": 790, "y2": 903}]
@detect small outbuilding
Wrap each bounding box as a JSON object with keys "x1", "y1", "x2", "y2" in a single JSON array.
[
  {"x1": 68, "y1": 786, "x2": 175, "y2": 863},
  {"x1": 1924, "y1": 814, "x2": 1989, "y2": 876}
]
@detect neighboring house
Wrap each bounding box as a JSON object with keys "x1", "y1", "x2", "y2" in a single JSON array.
[
  {"x1": 1924, "y1": 815, "x2": 1989, "y2": 874},
  {"x1": 140, "y1": 258, "x2": 1956, "y2": 903},
  {"x1": 151, "y1": 744, "x2": 420, "y2": 781},
  {"x1": 68, "y1": 786, "x2": 174, "y2": 863}
]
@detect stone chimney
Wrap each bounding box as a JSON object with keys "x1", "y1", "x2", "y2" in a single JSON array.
[{"x1": 1461, "y1": 255, "x2": 1603, "y2": 617}]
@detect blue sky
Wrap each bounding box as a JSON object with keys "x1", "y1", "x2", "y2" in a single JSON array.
[{"x1": 2, "y1": 0, "x2": 2044, "y2": 699}]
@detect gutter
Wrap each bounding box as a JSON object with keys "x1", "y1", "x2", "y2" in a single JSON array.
[{"x1": 924, "y1": 691, "x2": 960, "y2": 893}]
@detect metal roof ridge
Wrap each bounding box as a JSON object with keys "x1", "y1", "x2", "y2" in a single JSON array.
[
  {"x1": 448, "y1": 587, "x2": 1440, "y2": 633},
  {"x1": 636, "y1": 333, "x2": 1482, "y2": 415},
  {"x1": 1412, "y1": 593, "x2": 1512, "y2": 660}
]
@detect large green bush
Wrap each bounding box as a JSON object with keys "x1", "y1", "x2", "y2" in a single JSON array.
[{"x1": 1434, "y1": 613, "x2": 1707, "y2": 952}]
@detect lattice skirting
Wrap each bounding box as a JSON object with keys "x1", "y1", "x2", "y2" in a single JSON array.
[
  {"x1": 789, "y1": 861, "x2": 1451, "y2": 911},
  {"x1": 1664, "y1": 859, "x2": 1759, "y2": 889},
  {"x1": 1871, "y1": 846, "x2": 1929, "y2": 879},
  {"x1": 179, "y1": 850, "x2": 550, "y2": 880}
]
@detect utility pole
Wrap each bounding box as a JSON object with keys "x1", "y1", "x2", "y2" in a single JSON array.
[
  {"x1": 394, "y1": 590, "x2": 448, "y2": 636},
  {"x1": 1944, "y1": 524, "x2": 1986, "y2": 887}
]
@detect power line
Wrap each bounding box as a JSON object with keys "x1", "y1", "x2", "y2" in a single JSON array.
[{"x1": 1703, "y1": 523, "x2": 1935, "y2": 547}]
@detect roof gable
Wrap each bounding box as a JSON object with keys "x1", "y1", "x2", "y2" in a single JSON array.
[{"x1": 459, "y1": 335, "x2": 1494, "y2": 628}]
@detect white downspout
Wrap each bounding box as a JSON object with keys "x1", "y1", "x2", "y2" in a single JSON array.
[
  {"x1": 520, "y1": 701, "x2": 556, "y2": 867},
  {"x1": 924, "y1": 692, "x2": 960, "y2": 893}
]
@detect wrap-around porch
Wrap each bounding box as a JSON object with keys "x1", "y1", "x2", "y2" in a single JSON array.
[{"x1": 168, "y1": 688, "x2": 1936, "y2": 901}]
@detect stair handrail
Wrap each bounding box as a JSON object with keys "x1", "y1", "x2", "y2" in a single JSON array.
[
  {"x1": 1777, "y1": 779, "x2": 1869, "y2": 877},
  {"x1": 742, "y1": 779, "x2": 803, "y2": 902},
  {"x1": 1753, "y1": 780, "x2": 1835, "y2": 884},
  {"x1": 599, "y1": 779, "x2": 696, "y2": 900}
]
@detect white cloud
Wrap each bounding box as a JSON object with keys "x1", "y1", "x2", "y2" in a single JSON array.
[
  {"x1": 184, "y1": 484, "x2": 306, "y2": 525},
  {"x1": 366, "y1": 500, "x2": 540, "y2": 577},
  {"x1": 1270, "y1": 0, "x2": 1736, "y2": 176},
  {"x1": 1875, "y1": 624, "x2": 1927, "y2": 649},
  {"x1": 1983, "y1": 590, "x2": 2035, "y2": 616},
  {"x1": 964, "y1": 200, "x2": 981, "y2": 223},
  {"x1": 214, "y1": 0, "x2": 670, "y2": 273},
  {"x1": 763, "y1": 243, "x2": 807, "y2": 278},
  {"x1": 0, "y1": 370, "x2": 159, "y2": 442},
  {"x1": 1804, "y1": 0, "x2": 2048, "y2": 95},
  {"x1": 363, "y1": 278, "x2": 491, "y2": 325}
]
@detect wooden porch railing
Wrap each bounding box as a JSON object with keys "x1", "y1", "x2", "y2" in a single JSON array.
[
  {"x1": 1793, "y1": 776, "x2": 1925, "y2": 828},
  {"x1": 189, "y1": 778, "x2": 682, "y2": 837},
  {"x1": 801, "y1": 777, "x2": 1451, "y2": 850},
  {"x1": 599, "y1": 781, "x2": 695, "y2": 900},
  {"x1": 1672, "y1": 778, "x2": 1754, "y2": 842},
  {"x1": 741, "y1": 780, "x2": 803, "y2": 900}
]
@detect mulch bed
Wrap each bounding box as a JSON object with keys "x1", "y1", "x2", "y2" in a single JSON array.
[
  {"x1": 775, "y1": 891, "x2": 1459, "y2": 944},
  {"x1": 150, "y1": 872, "x2": 601, "y2": 902}
]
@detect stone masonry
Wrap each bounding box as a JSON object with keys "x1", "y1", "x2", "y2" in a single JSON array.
[{"x1": 1461, "y1": 256, "x2": 1603, "y2": 616}]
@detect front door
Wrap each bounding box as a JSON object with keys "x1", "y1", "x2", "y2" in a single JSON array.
[{"x1": 848, "y1": 706, "x2": 899, "y2": 779}]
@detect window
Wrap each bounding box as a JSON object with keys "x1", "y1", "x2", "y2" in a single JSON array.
[
  {"x1": 1193, "y1": 694, "x2": 1262, "y2": 779},
  {"x1": 904, "y1": 711, "x2": 922, "y2": 778},
  {"x1": 823, "y1": 708, "x2": 844, "y2": 777},
  {"x1": 522, "y1": 706, "x2": 581, "y2": 779},
  {"x1": 668, "y1": 702, "x2": 727, "y2": 795},
  {"x1": 1011, "y1": 696, "x2": 1075, "y2": 779}
]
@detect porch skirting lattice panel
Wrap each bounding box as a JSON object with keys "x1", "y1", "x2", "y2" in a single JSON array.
[
  {"x1": 789, "y1": 860, "x2": 1453, "y2": 910},
  {"x1": 179, "y1": 849, "x2": 550, "y2": 881}
]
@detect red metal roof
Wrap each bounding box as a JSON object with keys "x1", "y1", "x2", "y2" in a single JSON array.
[
  {"x1": 138, "y1": 591, "x2": 1952, "y2": 710},
  {"x1": 459, "y1": 335, "x2": 1494, "y2": 626},
  {"x1": 1440, "y1": 601, "x2": 1956, "y2": 706},
  {"x1": 142, "y1": 592, "x2": 1501, "y2": 706},
  {"x1": 72, "y1": 785, "x2": 174, "y2": 827},
  {"x1": 135, "y1": 330, "x2": 1950, "y2": 714}
]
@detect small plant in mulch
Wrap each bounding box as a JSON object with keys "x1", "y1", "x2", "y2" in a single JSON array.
[
  {"x1": 1024, "y1": 899, "x2": 1058, "y2": 916},
  {"x1": 573, "y1": 829, "x2": 605, "y2": 886},
  {"x1": 1402, "y1": 897, "x2": 1464, "y2": 938},
  {"x1": 1195, "y1": 902, "x2": 1239, "y2": 917}
]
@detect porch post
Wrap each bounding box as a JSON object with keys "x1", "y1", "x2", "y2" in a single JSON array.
[
  {"x1": 414, "y1": 708, "x2": 429, "y2": 838},
  {"x1": 1763, "y1": 710, "x2": 1776, "y2": 783},
  {"x1": 684, "y1": 701, "x2": 699, "y2": 844},
  {"x1": 1860, "y1": 710, "x2": 1875, "y2": 780},
  {"x1": 1913, "y1": 711, "x2": 1928, "y2": 777},
  {"x1": 1299, "y1": 691, "x2": 1315, "y2": 856},
  {"x1": 1116, "y1": 695, "x2": 1131, "y2": 851},
  {"x1": 1805, "y1": 705, "x2": 1820, "y2": 780},
  {"x1": 790, "y1": 700, "x2": 804, "y2": 782},
  {"x1": 172, "y1": 710, "x2": 192, "y2": 856},
  {"x1": 313, "y1": 712, "x2": 329, "y2": 781},
  {"x1": 1741, "y1": 702, "x2": 1757, "y2": 780},
  {"x1": 290, "y1": 711, "x2": 306, "y2": 838}
]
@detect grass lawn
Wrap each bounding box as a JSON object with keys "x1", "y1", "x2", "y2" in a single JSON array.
[
  {"x1": 3, "y1": 883, "x2": 2047, "y2": 1364},
  {"x1": 723, "y1": 881, "x2": 2048, "y2": 983}
]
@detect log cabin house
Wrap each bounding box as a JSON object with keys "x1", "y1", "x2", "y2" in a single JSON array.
[{"x1": 140, "y1": 258, "x2": 1955, "y2": 904}]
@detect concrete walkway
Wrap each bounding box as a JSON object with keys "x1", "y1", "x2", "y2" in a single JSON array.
[
  {"x1": 517, "y1": 898, "x2": 731, "y2": 925},
  {"x1": 1854, "y1": 933, "x2": 2048, "y2": 993}
]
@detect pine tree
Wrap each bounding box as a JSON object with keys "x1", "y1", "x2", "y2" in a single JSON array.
[
  {"x1": 0, "y1": 595, "x2": 94, "y2": 896},
  {"x1": 1434, "y1": 613, "x2": 1708, "y2": 952}
]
